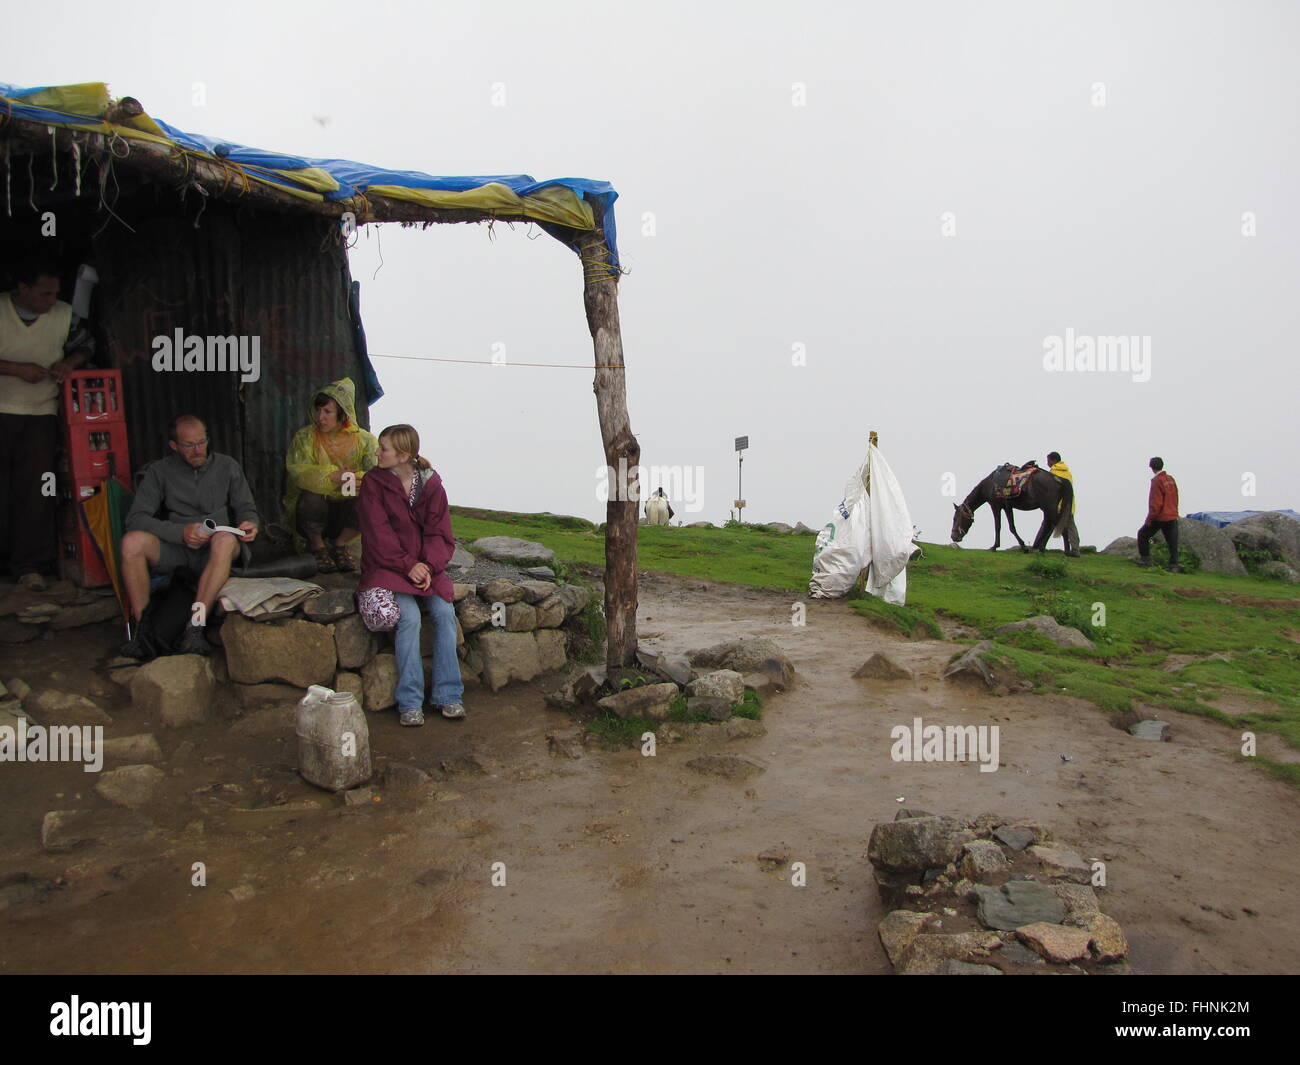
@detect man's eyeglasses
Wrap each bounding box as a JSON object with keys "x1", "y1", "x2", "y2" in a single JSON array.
[{"x1": 176, "y1": 438, "x2": 209, "y2": 451}]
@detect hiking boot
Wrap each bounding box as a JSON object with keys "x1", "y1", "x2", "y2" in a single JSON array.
[
  {"x1": 1133, "y1": 557, "x2": 1152, "y2": 568},
  {"x1": 120, "y1": 616, "x2": 157, "y2": 660},
  {"x1": 439, "y1": 702, "x2": 466, "y2": 721},
  {"x1": 16, "y1": 572, "x2": 47, "y2": 592},
  {"x1": 399, "y1": 707, "x2": 425, "y2": 727},
  {"x1": 330, "y1": 543, "x2": 356, "y2": 573},
  {"x1": 178, "y1": 625, "x2": 212, "y2": 656}
]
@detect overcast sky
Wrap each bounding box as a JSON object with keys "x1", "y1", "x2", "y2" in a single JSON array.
[{"x1": 6, "y1": 0, "x2": 1298, "y2": 550}]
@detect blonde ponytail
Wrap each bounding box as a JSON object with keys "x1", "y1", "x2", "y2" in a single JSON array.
[{"x1": 379, "y1": 424, "x2": 431, "y2": 471}]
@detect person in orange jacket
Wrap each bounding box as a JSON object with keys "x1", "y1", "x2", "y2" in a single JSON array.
[{"x1": 1136, "y1": 456, "x2": 1181, "y2": 572}]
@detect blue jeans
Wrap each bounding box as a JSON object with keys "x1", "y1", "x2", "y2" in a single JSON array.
[{"x1": 394, "y1": 593, "x2": 464, "y2": 711}]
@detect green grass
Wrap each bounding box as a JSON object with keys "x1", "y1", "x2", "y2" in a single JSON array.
[{"x1": 450, "y1": 507, "x2": 1300, "y2": 775}]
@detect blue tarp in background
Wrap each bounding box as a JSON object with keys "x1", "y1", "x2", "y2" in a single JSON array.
[{"x1": 1186, "y1": 510, "x2": 1300, "y2": 527}]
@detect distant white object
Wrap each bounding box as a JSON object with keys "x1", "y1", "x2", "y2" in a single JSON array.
[
  {"x1": 809, "y1": 442, "x2": 915, "y2": 604},
  {"x1": 645, "y1": 490, "x2": 673, "y2": 526}
]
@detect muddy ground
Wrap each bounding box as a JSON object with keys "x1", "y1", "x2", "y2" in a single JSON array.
[{"x1": 2, "y1": 570, "x2": 1298, "y2": 974}]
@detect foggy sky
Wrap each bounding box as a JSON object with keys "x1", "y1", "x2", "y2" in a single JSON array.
[{"x1": 5, "y1": 0, "x2": 1297, "y2": 550}]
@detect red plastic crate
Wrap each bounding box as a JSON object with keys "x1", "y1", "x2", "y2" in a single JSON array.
[
  {"x1": 63, "y1": 371, "x2": 126, "y2": 425},
  {"x1": 57, "y1": 481, "x2": 112, "y2": 588},
  {"x1": 66, "y1": 422, "x2": 131, "y2": 486}
]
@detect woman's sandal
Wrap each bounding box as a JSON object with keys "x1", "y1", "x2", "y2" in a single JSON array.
[
  {"x1": 330, "y1": 543, "x2": 356, "y2": 573},
  {"x1": 313, "y1": 546, "x2": 337, "y2": 574}
]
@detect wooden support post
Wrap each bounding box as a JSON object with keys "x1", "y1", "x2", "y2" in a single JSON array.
[{"x1": 577, "y1": 228, "x2": 639, "y2": 670}]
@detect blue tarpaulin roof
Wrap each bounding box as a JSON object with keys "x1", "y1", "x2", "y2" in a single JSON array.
[
  {"x1": 1186, "y1": 510, "x2": 1300, "y2": 528},
  {"x1": 0, "y1": 80, "x2": 620, "y2": 270}
]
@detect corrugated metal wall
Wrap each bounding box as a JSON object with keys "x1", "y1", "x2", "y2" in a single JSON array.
[{"x1": 93, "y1": 197, "x2": 368, "y2": 533}]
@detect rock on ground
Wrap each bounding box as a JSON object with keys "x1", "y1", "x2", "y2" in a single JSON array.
[
  {"x1": 1176, "y1": 519, "x2": 1248, "y2": 575},
  {"x1": 130, "y1": 656, "x2": 215, "y2": 728},
  {"x1": 1016, "y1": 921, "x2": 1093, "y2": 962},
  {"x1": 597, "y1": 682, "x2": 680, "y2": 721},
  {"x1": 1028, "y1": 844, "x2": 1092, "y2": 883},
  {"x1": 852, "y1": 653, "x2": 914, "y2": 681},
  {"x1": 942, "y1": 641, "x2": 997, "y2": 689},
  {"x1": 685, "y1": 754, "x2": 765, "y2": 780},
  {"x1": 25, "y1": 689, "x2": 113, "y2": 726},
  {"x1": 40, "y1": 809, "x2": 152, "y2": 852},
  {"x1": 472, "y1": 537, "x2": 555, "y2": 564},
  {"x1": 94, "y1": 764, "x2": 166, "y2": 808},
  {"x1": 475, "y1": 631, "x2": 543, "y2": 691},
  {"x1": 959, "y1": 839, "x2": 1009, "y2": 878},
  {"x1": 101, "y1": 734, "x2": 164, "y2": 764},
  {"x1": 1227, "y1": 512, "x2": 1300, "y2": 570},
  {"x1": 994, "y1": 615, "x2": 1096, "y2": 649},
  {"x1": 974, "y1": 881, "x2": 1066, "y2": 930},
  {"x1": 867, "y1": 815, "x2": 975, "y2": 872},
  {"x1": 687, "y1": 637, "x2": 795, "y2": 690},
  {"x1": 686, "y1": 669, "x2": 745, "y2": 703}
]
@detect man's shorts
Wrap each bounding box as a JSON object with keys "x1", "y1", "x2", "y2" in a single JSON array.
[{"x1": 155, "y1": 538, "x2": 251, "y2": 577}]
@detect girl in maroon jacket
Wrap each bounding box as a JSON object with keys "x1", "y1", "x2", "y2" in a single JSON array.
[{"x1": 356, "y1": 424, "x2": 465, "y2": 725}]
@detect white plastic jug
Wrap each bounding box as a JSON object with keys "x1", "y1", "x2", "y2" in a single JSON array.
[{"x1": 296, "y1": 685, "x2": 372, "y2": 792}]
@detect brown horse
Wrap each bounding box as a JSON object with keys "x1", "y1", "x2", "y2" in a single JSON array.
[{"x1": 951, "y1": 465, "x2": 1074, "y2": 552}]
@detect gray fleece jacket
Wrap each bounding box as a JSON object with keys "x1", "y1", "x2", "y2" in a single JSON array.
[{"x1": 125, "y1": 451, "x2": 260, "y2": 545}]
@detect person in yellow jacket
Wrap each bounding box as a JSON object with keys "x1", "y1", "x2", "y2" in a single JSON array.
[
  {"x1": 1046, "y1": 451, "x2": 1080, "y2": 557},
  {"x1": 285, "y1": 378, "x2": 378, "y2": 572}
]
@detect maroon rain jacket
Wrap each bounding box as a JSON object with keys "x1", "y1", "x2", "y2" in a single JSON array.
[{"x1": 357, "y1": 466, "x2": 456, "y2": 602}]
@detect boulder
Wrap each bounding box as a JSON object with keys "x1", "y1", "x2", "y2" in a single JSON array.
[
  {"x1": 1100, "y1": 535, "x2": 1140, "y2": 558},
  {"x1": 994, "y1": 615, "x2": 1095, "y2": 650},
  {"x1": 6, "y1": 677, "x2": 32, "y2": 701},
  {"x1": 959, "y1": 839, "x2": 1009, "y2": 879},
  {"x1": 475, "y1": 630, "x2": 543, "y2": 691},
  {"x1": 223, "y1": 615, "x2": 336, "y2": 686},
  {"x1": 1258, "y1": 561, "x2": 1300, "y2": 582},
  {"x1": 517, "y1": 580, "x2": 556, "y2": 605},
  {"x1": 1129, "y1": 719, "x2": 1170, "y2": 741},
  {"x1": 94, "y1": 764, "x2": 166, "y2": 808},
  {"x1": 48, "y1": 598, "x2": 124, "y2": 630},
  {"x1": 993, "y1": 824, "x2": 1037, "y2": 852},
  {"x1": 942, "y1": 641, "x2": 998, "y2": 689},
  {"x1": 553, "y1": 584, "x2": 592, "y2": 618},
  {"x1": 1028, "y1": 844, "x2": 1092, "y2": 883},
  {"x1": 301, "y1": 588, "x2": 356, "y2": 622},
  {"x1": 867, "y1": 816, "x2": 975, "y2": 872},
  {"x1": 448, "y1": 545, "x2": 477, "y2": 570},
  {"x1": 895, "y1": 931, "x2": 1003, "y2": 975},
  {"x1": 451, "y1": 582, "x2": 475, "y2": 602},
  {"x1": 130, "y1": 656, "x2": 215, "y2": 728},
  {"x1": 101, "y1": 734, "x2": 164, "y2": 764},
  {"x1": 526, "y1": 566, "x2": 557, "y2": 580},
  {"x1": 687, "y1": 637, "x2": 795, "y2": 690},
  {"x1": 1016, "y1": 922, "x2": 1092, "y2": 962},
  {"x1": 852, "y1": 653, "x2": 914, "y2": 681},
  {"x1": 1227, "y1": 512, "x2": 1300, "y2": 569},
  {"x1": 877, "y1": 909, "x2": 938, "y2": 966},
  {"x1": 25, "y1": 689, "x2": 112, "y2": 726},
  {"x1": 481, "y1": 579, "x2": 525, "y2": 605},
  {"x1": 686, "y1": 669, "x2": 745, "y2": 704},
  {"x1": 687, "y1": 696, "x2": 733, "y2": 721},
  {"x1": 974, "y1": 881, "x2": 1066, "y2": 930},
  {"x1": 1175, "y1": 519, "x2": 1247, "y2": 575},
  {"x1": 504, "y1": 602, "x2": 538, "y2": 632},
  {"x1": 1072, "y1": 912, "x2": 1129, "y2": 960},
  {"x1": 334, "y1": 671, "x2": 364, "y2": 702},
  {"x1": 534, "y1": 629, "x2": 568, "y2": 673},
  {"x1": 1053, "y1": 883, "x2": 1102, "y2": 916},
  {"x1": 361, "y1": 654, "x2": 399, "y2": 712},
  {"x1": 766, "y1": 522, "x2": 793, "y2": 533},
  {"x1": 535, "y1": 596, "x2": 566, "y2": 629},
  {"x1": 686, "y1": 521, "x2": 713, "y2": 529},
  {"x1": 472, "y1": 537, "x2": 555, "y2": 564},
  {"x1": 455, "y1": 597, "x2": 494, "y2": 633},
  {"x1": 597, "y1": 682, "x2": 679, "y2": 720}
]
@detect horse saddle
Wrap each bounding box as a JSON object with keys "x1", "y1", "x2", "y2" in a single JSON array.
[{"x1": 995, "y1": 463, "x2": 1039, "y2": 499}]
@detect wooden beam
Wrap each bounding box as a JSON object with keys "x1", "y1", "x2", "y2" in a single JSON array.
[{"x1": 577, "y1": 227, "x2": 638, "y2": 670}]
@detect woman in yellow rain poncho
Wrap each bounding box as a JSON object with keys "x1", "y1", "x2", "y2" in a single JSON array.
[{"x1": 285, "y1": 378, "x2": 378, "y2": 572}]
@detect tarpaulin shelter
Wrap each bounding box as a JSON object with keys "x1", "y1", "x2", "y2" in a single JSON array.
[{"x1": 1, "y1": 79, "x2": 641, "y2": 669}]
